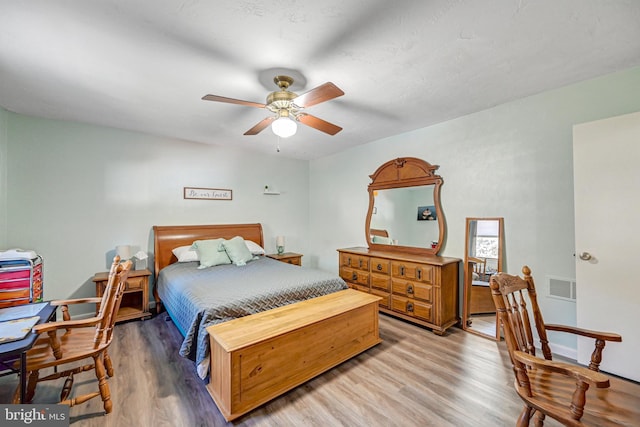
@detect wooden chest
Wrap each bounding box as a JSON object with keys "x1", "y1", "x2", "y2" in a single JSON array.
[
  {"x1": 338, "y1": 247, "x2": 460, "y2": 335},
  {"x1": 205, "y1": 289, "x2": 382, "y2": 421}
]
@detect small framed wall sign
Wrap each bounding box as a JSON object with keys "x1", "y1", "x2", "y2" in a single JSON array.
[{"x1": 184, "y1": 187, "x2": 233, "y2": 200}]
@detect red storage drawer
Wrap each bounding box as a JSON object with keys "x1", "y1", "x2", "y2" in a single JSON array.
[{"x1": 0, "y1": 278, "x2": 30, "y2": 290}]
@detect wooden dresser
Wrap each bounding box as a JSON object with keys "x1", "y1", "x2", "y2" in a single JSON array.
[{"x1": 338, "y1": 247, "x2": 460, "y2": 335}]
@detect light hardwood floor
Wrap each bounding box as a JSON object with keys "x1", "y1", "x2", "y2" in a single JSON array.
[
  {"x1": 2, "y1": 313, "x2": 638, "y2": 426},
  {"x1": 467, "y1": 313, "x2": 500, "y2": 338}
]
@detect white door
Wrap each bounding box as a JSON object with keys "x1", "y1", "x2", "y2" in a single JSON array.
[{"x1": 573, "y1": 111, "x2": 640, "y2": 382}]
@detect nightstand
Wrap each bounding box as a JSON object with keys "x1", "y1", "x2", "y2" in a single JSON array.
[
  {"x1": 266, "y1": 252, "x2": 303, "y2": 266},
  {"x1": 93, "y1": 269, "x2": 152, "y2": 323}
]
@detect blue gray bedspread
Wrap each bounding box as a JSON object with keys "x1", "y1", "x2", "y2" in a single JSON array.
[{"x1": 156, "y1": 256, "x2": 347, "y2": 379}]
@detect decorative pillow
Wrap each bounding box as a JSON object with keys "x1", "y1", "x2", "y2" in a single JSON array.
[
  {"x1": 192, "y1": 239, "x2": 231, "y2": 269},
  {"x1": 244, "y1": 240, "x2": 266, "y2": 255},
  {"x1": 172, "y1": 245, "x2": 199, "y2": 263},
  {"x1": 372, "y1": 235, "x2": 393, "y2": 245},
  {"x1": 222, "y1": 236, "x2": 255, "y2": 266}
]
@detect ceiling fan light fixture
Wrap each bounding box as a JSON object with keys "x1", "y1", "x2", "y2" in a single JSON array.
[{"x1": 271, "y1": 115, "x2": 297, "y2": 138}]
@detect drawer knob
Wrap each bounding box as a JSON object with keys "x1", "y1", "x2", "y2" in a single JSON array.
[
  {"x1": 359, "y1": 259, "x2": 363, "y2": 268},
  {"x1": 347, "y1": 257, "x2": 351, "y2": 266},
  {"x1": 377, "y1": 263, "x2": 382, "y2": 271},
  {"x1": 352, "y1": 273, "x2": 358, "y2": 281},
  {"x1": 417, "y1": 269, "x2": 422, "y2": 280},
  {"x1": 407, "y1": 302, "x2": 414, "y2": 313},
  {"x1": 400, "y1": 266, "x2": 405, "y2": 276},
  {"x1": 407, "y1": 284, "x2": 414, "y2": 294}
]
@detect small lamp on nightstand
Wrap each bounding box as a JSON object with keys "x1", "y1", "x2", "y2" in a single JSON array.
[
  {"x1": 276, "y1": 236, "x2": 285, "y2": 255},
  {"x1": 115, "y1": 245, "x2": 132, "y2": 261}
]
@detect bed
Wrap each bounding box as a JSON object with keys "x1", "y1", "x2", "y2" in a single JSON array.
[
  {"x1": 152, "y1": 223, "x2": 348, "y2": 379},
  {"x1": 370, "y1": 228, "x2": 393, "y2": 245}
]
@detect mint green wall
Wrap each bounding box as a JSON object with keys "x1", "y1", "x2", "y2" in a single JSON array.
[
  {"x1": 4, "y1": 66, "x2": 640, "y2": 355},
  {"x1": 309, "y1": 66, "x2": 640, "y2": 357},
  {"x1": 5, "y1": 115, "x2": 309, "y2": 310}
]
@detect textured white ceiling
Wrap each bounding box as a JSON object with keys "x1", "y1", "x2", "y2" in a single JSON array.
[{"x1": 1, "y1": 1, "x2": 639, "y2": 159}]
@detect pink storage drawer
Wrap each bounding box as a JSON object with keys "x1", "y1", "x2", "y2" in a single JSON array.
[{"x1": 0, "y1": 269, "x2": 30, "y2": 280}]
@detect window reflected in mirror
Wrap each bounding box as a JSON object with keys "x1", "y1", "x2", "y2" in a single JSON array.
[{"x1": 468, "y1": 220, "x2": 501, "y2": 275}]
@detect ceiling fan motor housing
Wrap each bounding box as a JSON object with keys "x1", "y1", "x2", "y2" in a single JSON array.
[{"x1": 267, "y1": 75, "x2": 299, "y2": 111}]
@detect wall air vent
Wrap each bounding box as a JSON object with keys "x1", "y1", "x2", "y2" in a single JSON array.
[{"x1": 547, "y1": 276, "x2": 576, "y2": 301}]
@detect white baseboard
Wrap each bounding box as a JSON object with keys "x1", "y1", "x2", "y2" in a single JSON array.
[{"x1": 546, "y1": 342, "x2": 577, "y2": 361}]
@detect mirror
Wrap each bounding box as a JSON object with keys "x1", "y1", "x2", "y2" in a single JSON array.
[
  {"x1": 463, "y1": 217, "x2": 504, "y2": 340},
  {"x1": 365, "y1": 157, "x2": 445, "y2": 256},
  {"x1": 369, "y1": 186, "x2": 440, "y2": 247}
]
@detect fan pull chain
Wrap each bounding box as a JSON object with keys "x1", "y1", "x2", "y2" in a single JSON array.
[{"x1": 276, "y1": 135, "x2": 281, "y2": 153}]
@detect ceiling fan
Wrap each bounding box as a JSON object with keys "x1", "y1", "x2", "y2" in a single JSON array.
[{"x1": 202, "y1": 75, "x2": 344, "y2": 138}]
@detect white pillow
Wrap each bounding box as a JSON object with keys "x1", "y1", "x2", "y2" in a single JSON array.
[
  {"x1": 172, "y1": 245, "x2": 199, "y2": 262},
  {"x1": 244, "y1": 240, "x2": 266, "y2": 255},
  {"x1": 372, "y1": 235, "x2": 393, "y2": 245}
]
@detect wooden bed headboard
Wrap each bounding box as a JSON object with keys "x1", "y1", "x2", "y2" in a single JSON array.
[
  {"x1": 370, "y1": 228, "x2": 389, "y2": 238},
  {"x1": 153, "y1": 223, "x2": 264, "y2": 278}
]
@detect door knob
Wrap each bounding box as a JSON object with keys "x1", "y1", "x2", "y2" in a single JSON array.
[{"x1": 579, "y1": 252, "x2": 592, "y2": 260}]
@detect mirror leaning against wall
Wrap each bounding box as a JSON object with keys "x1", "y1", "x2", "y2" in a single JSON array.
[{"x1": 463, "y1": 217, "x2": 504, "y2": 340}]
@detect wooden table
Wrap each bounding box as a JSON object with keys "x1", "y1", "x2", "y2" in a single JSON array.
[{"x1": 0, "y1": 302, "x2": 56, "y2": 403}]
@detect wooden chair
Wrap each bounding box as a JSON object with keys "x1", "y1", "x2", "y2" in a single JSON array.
[
  {"x1": 14, "y1": 256, "x2": 132, "y2": 414},
  {"x1": 490, "y1": 266, "x2": 639, "y2": 426},
  {"x1": 469, "y1": 256, "x2": 487, "y2": 280}
]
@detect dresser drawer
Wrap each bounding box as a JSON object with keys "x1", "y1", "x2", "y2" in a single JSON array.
[
  {"x1": 340, "y1": 253, "x2": 369, "y2": 271},
  {"x1": 370, "y1": 288, "x2": 390, "y2": 309},
  {"x1": 370, "y1": 258, "x2": 390, "y2": 275},
  {"x1": 370, "y1": 272, "x2": 390, "y2": 291},
  {"x1": 125, "y1": 275, "x2": 144, "y2": 290},
  {"x1": 391, "y1": 295, "x2": 432, "y2": 322},
  {"x1": 347, "y1": 282, "x2": 371, "y2": 293},
  {"x1": 339, "y1": 267, "x2": 369, "y2": 287},
  {"x1": 391, "y1": 261, "x2": 434, "y2": 284},
  {"x1": 391, "y1": 279, "x2": 433, "y2": 303}
]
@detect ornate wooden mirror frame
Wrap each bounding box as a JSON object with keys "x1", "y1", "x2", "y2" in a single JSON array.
[{"x1": 365, "y1": 157, "x2": 445, "y2": 256}]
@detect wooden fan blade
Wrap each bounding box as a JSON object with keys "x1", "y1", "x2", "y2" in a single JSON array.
[
  {"x1": 297, "y1": 113, "x2": 342, "y2": 135},
  {"x1": 202, "y1": 94, "x2": 265, "y2": 109},
  {"x1": 292, "y1": 82, "x2": 344, "y2": 108},
  {"x1": 244, "y1": 116, "x2": 276, "y2": 135}
]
